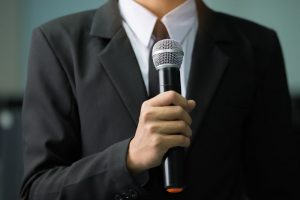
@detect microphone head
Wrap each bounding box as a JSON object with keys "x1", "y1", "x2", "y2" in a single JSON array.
[{"x1": 152, "y1": 39, "x2": 184, "y2": 70}]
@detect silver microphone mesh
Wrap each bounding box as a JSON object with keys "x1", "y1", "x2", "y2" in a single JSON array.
[{"x1": 152, "y1": 39, "x2": 184, "y2": 70}]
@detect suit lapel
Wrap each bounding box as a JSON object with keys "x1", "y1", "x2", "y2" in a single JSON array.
[
  {"x1": 98, "y1": 30, "x2": 148, "y2": 125},
  {"x1": 90, "y1": 0, "x2": 233, "y2": 131},
  {"x1": 187, "y1": 35, "x2": 230, "y2": 139},
  {"x1": 90, "y1": 0, "x2": 148, "y2": 125},
  {"x1": 187, "y1": 2, "x2": 232, "y2": 139}
]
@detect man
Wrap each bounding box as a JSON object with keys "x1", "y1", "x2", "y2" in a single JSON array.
[{"x1": 21, "y1": 0, "x2": 299, "y2": 199}]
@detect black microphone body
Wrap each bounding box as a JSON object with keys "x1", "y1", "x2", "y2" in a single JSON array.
[
  {"x1": 159, "y1": 68, "x2": 181, "y2": 93},
  {"x1": 159, "y1": 68, "x2": 185, "y2": 192},
  {"x1": 152, "y1": 39, "x2": 185, "y2": 193}
]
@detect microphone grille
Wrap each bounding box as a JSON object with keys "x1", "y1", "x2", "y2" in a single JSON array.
[{"x1": 152, "y1": 39, "x2": 184, "y2": 70}]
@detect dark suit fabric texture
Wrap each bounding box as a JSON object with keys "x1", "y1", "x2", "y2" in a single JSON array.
[{"x1": 21, "y1": 0, "x2": 299, "y2": 199}]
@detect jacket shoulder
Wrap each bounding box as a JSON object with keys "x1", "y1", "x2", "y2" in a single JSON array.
[
  {"x1": 37, "y1": 10, "x2": 96, "y2": 35},
  {"x1": 214, "y1": 12, "x2": 277, "y2": 45}
]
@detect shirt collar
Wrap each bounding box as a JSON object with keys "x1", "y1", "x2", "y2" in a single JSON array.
[
  {"x1": 119, "y1": 0, "x2": 157, "y2": 47},
  {"x1": 162, "y1": 0, "x2": 198, "y2": 44},
  {"x1": 119, "y1": 0, "x2": 198, "y2": 47}
]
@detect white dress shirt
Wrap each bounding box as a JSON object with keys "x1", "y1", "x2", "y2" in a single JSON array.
[{"x1": 118, "y1": 0, "x2": 198, "y2": 97}]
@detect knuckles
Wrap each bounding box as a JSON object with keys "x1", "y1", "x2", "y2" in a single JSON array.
[
  {"x1": 142, "y1": 109, "x2": 154, "y2": 121},
  {"x1": 174, "y1": 106, "x2": 185, "y2": 117},
  {"x1": 141, "y1": 101, "x2": 150, "y2": 110},
  {"x1": 145, "y1": 123, "x2": 157, "y2": 134},
  {"x1": 151, "y1": 134, "x2": 163, "y2": 148},
  {"x1": 177, "y1": 121, "x2": 188, "y2": 130},
  {"x1": 165, "y1": 91, "x2": 178, "y2": 103},
  {"x1": 185, "y1": 137, "x2": 191, "y2": 147},
  {"x1": 178, "y1": 135, "x2": 190, "y2": 147}
]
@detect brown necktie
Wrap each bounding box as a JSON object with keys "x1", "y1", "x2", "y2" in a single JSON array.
[{"x1": 148, "y1": 20, "x2": 170, "y2": 98}]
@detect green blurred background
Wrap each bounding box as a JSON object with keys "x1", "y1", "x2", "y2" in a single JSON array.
[
  {"x1": 1, "y1": 0, "x2": 299, "y2": 97},
  {"x1": 0, "y1": 0, "x2": 299, "y2": 199}
]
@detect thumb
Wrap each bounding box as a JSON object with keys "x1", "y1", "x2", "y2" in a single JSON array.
[{"x1": 186, "y1": 100, "x2": 196, "y2": 112}]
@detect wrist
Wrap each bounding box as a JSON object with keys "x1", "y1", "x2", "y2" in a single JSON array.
[{"x1": 126, "y1": 140, "x2": 145, "y2": 175}]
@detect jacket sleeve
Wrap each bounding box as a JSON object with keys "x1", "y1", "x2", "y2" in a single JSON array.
[
  {"x1": 242, "y1": 31, "x2": 300, "y2": 199},
  {"x1": 21, "y1": 27, "x2": 145, "y2": 200}
]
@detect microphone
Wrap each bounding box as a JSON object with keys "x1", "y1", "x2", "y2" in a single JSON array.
[{"x1": 152, "y1": 39, "x2": 185, "y2": 193}]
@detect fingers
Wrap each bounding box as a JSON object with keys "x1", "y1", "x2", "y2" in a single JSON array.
[
  {"x1": 150, "y1": 134, "x2": 191, "y2": 153},
  {"x1": 141, "y1": 91, "x2": 196, "y2": 125},
  {"x1": 186, "y1": 100, "x2": 196, "y2": 112},
  {"x1": 148, "y1": 91, "x2": 191, "y2": 109},
  {"x1": 144, "y1": 106, "x2": 192, "y2": 125},
  {"x1": 128, "y1": 91, "x2": 196, "y2": 172},
  {"x1": 149, "y1": 120, "x2": 192, "y2": 138},
  {"x1": 162, "y1": 134, "x2": 191, "y2": 150}
]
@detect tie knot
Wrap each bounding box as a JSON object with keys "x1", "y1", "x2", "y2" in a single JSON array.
[{"x1": 153, "y1": 20, "x2": 170, "y2": 41}]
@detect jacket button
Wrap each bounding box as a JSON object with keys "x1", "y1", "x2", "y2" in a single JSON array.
[
  {"x1": 121, "y1": 192, "x2": 129, "y2": 199},
  {"x1": 128, "y1": 189, "x2": 138, "y2": 199},
  {"x1": 114, "y1": 194, "x2": 124, "y2": 200}
]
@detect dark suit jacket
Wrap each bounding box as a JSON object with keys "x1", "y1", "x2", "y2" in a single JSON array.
[{"x1": 21, "y1": 0, "x2": 299, "y2": 199}]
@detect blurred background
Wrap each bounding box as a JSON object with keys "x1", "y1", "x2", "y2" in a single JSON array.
[{"x1": 0, "y1": 0, "x2": 299, "y2": 199}]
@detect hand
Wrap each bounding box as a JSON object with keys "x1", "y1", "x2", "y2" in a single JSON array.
[{"x1": 127, "y1": 91, "x2": 196, "y2": 175}]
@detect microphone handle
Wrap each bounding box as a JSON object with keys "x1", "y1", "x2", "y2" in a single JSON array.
[{"x1": 158, "y1": 67, "x2": 185, "y2": 193}]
